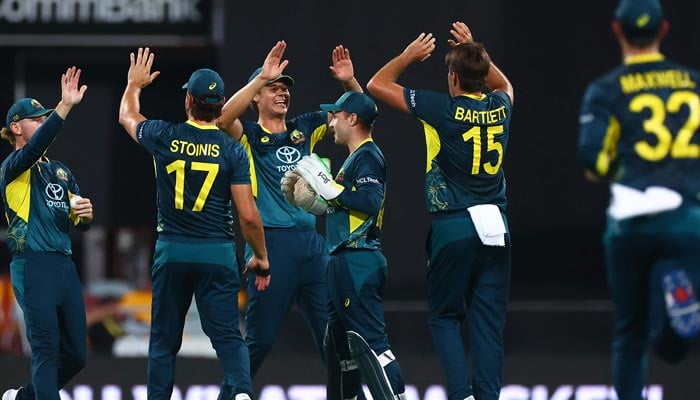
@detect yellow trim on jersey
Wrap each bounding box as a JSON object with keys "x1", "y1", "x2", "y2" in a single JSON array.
[
  {"x1": 351, "y1": 138, "x2": 374, "y2": 155},
  {"x1": 624, "y1": 52, "x2": 664, "y2": 65},
  {"x1": 421, "y1": 120, "x2": 441, "y2": 173},
  {"x1": 349, "y1": 210, "x2": 367, "y2": 233},
  {"x1": 239, "y1": 135, "x2": 258, "y2": 197},
  {"x1": 68, "y1": 191, "x2": 81, "y2": 226},
  {"x1": 309, "y1": 124, "x2": 328, "y2": 152},
  {"x1": 186, "y1": 120, "x2": 219, "y2": 130},
  {"x1": 595, "y1": 116, "x2": 621, "y2": 176},
  {"x1": 5, "y1": 170, "x2": 32, "y2": 222},
  {"x1": 348, "y1": 187, "x2": 367, "y2": 232},
  {"x1": 459, "y1": 93, "x2": 487, "y2": 101}
]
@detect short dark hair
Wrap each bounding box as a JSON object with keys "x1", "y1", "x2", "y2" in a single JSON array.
[
  {"x1": 444, "y1": 42, "x2": 491, "y2": 92},
  {"x1": 190, "y1": 99, "x2": 223, "y2": 122}
]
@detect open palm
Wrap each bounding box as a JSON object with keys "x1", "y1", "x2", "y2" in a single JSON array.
[{"x1": 61, "y1": 66, "x2": 88, "y2": 106}]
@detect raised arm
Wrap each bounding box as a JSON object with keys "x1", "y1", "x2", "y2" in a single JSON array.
[
  {"x1": 329, "y1": 45, "x2": 363, "y2": 93},
  {"x1": 118, "y1": 47, "x2": 161, "y2": 142},
  {"x1": 448, "y1": 21, "x2": 514, "y2": 104},
  {"x1": 367, "y1": 33, "x2": 436, "y2": 113},
  {"x1": 54, "y1": 66, "x2": 88, "y2": 119},
  {"x1": 218, "y1": 41, "x2": 289, "y2": 141}
]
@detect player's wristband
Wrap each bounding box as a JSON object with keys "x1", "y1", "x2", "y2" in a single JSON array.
[{"x1": 255, "y1": 268, "x2": 271, "y2": 277}]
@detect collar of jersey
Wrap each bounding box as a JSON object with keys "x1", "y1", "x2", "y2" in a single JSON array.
[
  {"x1": 624, "y1": 52, "x2": 665, "y2": 65},
  {"x1": 259, "y1": 125, "x2": 286, "y2": 134},
  {"x1": 186, "y1": 120, "x2": 218, "y2": 130},
  {"x1": 459, "y1": 93, "x2": 487, "y2": 101}
]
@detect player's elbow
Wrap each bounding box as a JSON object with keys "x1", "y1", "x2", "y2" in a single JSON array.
[
  {"x1": 238, "y1": 209, "x2": 261, "y2": 229},
  {"x1": 366, "y1": 78, "x2": 381, "y2": 98}
]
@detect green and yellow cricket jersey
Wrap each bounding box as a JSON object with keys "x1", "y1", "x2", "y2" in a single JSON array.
[
  {"x1": 239, "y1": 111, "x2": 328, "y2": 229},
  {"x1": 403, "y1": 88, "x2": 512, "y2": 212},
  {"x1": 136, "y1": 119, "x2": 250, "y2": 239},
  {"x1": 0, "y1": 112, "x2": 86, "y2": 255},
  {"x1": 578, "y1": 53, "x2": 700, "y2": 199},
  {"x1": 326, "y1": 139, "x2": 385, "y2": 254}
]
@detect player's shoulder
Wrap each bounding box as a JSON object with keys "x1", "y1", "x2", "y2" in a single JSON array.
[
  {"x1": 289, "y1": 110, "x2": 326, "y2": 128},
  {"x1": 407, "y1": 88, "x2": 449, "y2": 102},
  {"x1": 354, "y1": 141, "x2": 385, "y2": 164},
  {"x1": 140, "y1": 118, "x2": 175, "y2": 130},
  {"x1": 582, "y1": 66, "x2": 626, "y2": 103},
  {"x1": 218, "y1": 134, "x2": 246, "y2": 154},
  {"x1": 50, "y1": 158, "x2": 71, "y2": 169}
]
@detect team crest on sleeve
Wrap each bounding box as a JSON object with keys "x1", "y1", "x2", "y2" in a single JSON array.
[
  {"x1": 290, "y1": 129, "x2": 306, "y2": 144},
  {"x1": 335, "y1": 169, "x2": 345, "y2": 182},
  {"x1": 56, "y1": 168, "x2": 69, "y2": 181}
]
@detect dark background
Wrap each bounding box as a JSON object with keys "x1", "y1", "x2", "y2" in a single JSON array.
[
  {"x1": 0, "y1": 0, "x2": 699, "y2": 307},
  {"x1": 1, "y1": 0, "x2": 700, "y2": 395}
]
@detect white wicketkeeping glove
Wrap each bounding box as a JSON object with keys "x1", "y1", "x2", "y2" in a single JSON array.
[
  {"x1": 280, "y1": 170, "x2": 328, "y2": 215},
  {"x1": 295, "y1": 154, "x2": 345, "y2": 200}
]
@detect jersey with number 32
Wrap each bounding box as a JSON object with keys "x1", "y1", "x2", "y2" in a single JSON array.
[
  {"x1": 137, "y1": 119, "x2": 250, "y2": 239},
  {"x1": 578, "y1": 54, "x2": 700, "y2": 200},
  {"x1": 404, "y1": 88, "x2": 512, "y2": 213}
]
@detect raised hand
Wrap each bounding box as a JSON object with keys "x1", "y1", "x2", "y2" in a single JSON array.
[
  {"x1": 128, "y1": 47, "x2": 160, "y2": 89},
  {"x1": 448, "y1": 21, "x2": 474, "y2": 47},
  {"x1": 329, "y1": 45, "x2": 355, "y2": 82},
  {"x1": 402, "y1": 33, "x2": 436, "y2": 63},
  {"x1": 258, "y1": 40, "x2": 289, "y2": 81},
  {"x1": 61, "y1": 66, "x2": 88, "y2": 106}
]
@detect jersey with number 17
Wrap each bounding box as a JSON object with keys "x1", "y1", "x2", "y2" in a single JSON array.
[
  {"x1": 136, "y1": 119, "x2": 250, "y2": 240},
  {"x1": 404, "y1": 88, "x2": 512, "y2": 213}
]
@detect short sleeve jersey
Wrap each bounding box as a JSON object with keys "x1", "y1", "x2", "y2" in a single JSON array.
[
  {"x1": 403, "y1": 88, "x2": 512, "y2": 213},
  {"x1": 239, "y1": 111, "x2": 328, "y2": 229},
  {"x1": 136, "y1": 119, "x2": 250, "y2": 239},
  {"x1": 578, "y1": 53, "x2": 700, "y2": 201}
]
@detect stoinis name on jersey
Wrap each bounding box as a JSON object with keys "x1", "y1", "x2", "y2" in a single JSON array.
[
  {"x1": 454, "y1": 105, "x2": 507, "y2": 124},
  {"x1": 169, "y1": 140, "x2": 220, "y2": 157}
]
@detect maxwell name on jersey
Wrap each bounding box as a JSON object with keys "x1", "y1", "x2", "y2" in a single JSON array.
[{"x1": 619, "y1": 69, "x2": 696, "y2": 94}]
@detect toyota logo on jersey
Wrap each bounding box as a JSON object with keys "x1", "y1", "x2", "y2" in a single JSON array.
[
  {"x1": 45, "y1": 183, "x2": 69, "y2": 210},
  {"x1": 276, "y1": 146, "x2": 301, "y2": 164},
  {"x1": 275, "y1": 146, "x2": 303, "y2": 172}
]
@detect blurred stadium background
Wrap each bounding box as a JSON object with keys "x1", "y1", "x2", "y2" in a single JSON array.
[{"x1": 0, "y1": 0, "x2": 699, "y2": 398}]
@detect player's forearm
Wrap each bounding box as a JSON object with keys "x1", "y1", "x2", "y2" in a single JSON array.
[
  {"x1": 367, "y1": 55, "x2": 411, "y2": 113},
  {"x1": 485, "y1": 62, "x2": 514, "y2": 104},
  {"x1": 23, "y1": 112, "x2": 64, "y2": 160},
  {"x1": 53, "y1": 100, "x2": 75, "y2": 120},
  {"x1": 340, "y1": 77, "x2": 363, "y2": 93},
  {"x1": 118, "y1": 83, "x2": 146, "y2": 142},
  {"x1": 335, "y1": 185, "x2": 383, "y2": 215},
  {"x1": 240, "y1": 216, "x2": 268, "y2": 259},
  {"x1": 219, "y1": 76, "x2": 268, "y2": 136}
]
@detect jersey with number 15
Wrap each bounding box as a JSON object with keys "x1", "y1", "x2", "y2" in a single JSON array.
[
  {"x1": 578, "y1": 54, "x2": 700, "y2": 200},
  {"x1": 136, "y1": 119, "x2": 250, "y2": 240},
  {"x1": 404, "y1": 88, "x2": 512, "y2": 213}
]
